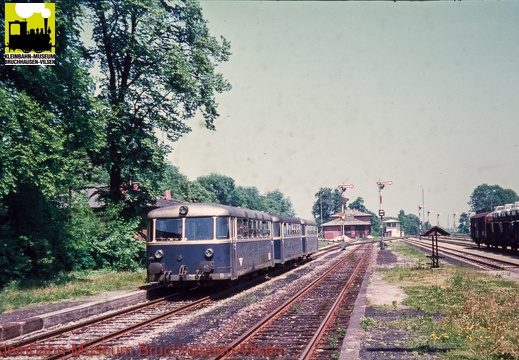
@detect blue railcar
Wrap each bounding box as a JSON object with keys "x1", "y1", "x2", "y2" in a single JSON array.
[
  {"x1": 271, "y1": 214, "x2": 303, "y2": 264},
  {"x1": 147, "y1": 203, "x2": 274, "y2": 287},
  {"x1": 301, "y1": 218, "x2": 319, "y2": 257}
]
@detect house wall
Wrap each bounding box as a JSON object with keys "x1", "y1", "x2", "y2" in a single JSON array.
[{"x1": 324, "y1": 225, "x2": 371, "y2": 239}]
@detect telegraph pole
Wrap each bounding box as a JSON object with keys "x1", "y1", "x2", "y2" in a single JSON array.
[{"x1": 377, "y1": 180, "x2": 392, "y2": 249}]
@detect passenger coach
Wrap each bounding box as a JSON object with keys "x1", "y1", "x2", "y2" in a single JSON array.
[
  {"x1": 301, "y1": 218, "x2": 319, "y2": 257},
  {"x1": 271, "y1": 214, "x2": 303, "y2": 264},
  {"x1": 147, "y1": 203, "x2": 274, "y2": 287}
]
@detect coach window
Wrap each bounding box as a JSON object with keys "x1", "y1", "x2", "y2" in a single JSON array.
[
  {"x1": 273, "y1": 222, "x2": 280, "y2": 237},
  {"x1": 237, "y1": 218, "x2": 244, "y2": 239},
  {"x1": 216, "y1": 217, "x2": 230, "y2": 239},
  {"x1": 255, "y1": 220, "x2": 260, "y2": 238},
  {"x1": 156, "y1": 218, "x2": 183, "y2": 241},
  {"x1": 248, "y1": 219, "x2": 254, "y2": 239},
  {"x1": 261, "y1": 221, "x2": 267, "y2": 237},
  {"x1": 185, "y1": 217, "x2": 213, "y2": 240}
]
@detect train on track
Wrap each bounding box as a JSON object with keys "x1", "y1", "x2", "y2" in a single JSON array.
[
  {"x1": 146, "y1": 202, "x2": 319, "y2": 287},
  {"x1": 470, "y1": 202, "x2": 519, "y2": 251}
]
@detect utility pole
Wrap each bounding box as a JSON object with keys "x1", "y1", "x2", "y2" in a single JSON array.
[
  {"x1": 338, "y1": 184, "x2": 354, "y2": 242},
  {"x1": 418, "y1": 205, "x2": 422, "y2": 239},
  {"x1": 453, "y1": 213, "x2": 457, "y2": 234},
  {"x1": 377, "y1": 180, "x2": 392, "y2": 249}
]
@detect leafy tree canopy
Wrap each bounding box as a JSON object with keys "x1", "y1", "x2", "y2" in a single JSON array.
[
  {"x1": 312, "y1": 187, "x2": 346, "y2": 225},
  {"x1": 157, "y1": 168, "x2": 295, "y2": 215},
  {"x1": 348, "y1": 197, "x2": 368, "y2": 213},
  {"x1": 196, "y1": 173, "x2": 236, "y2": 205},
  {"x1": 468, "y1": 184, "x2": 519, "y2": 213},
  {"x1": 397, "y1": 210, "x2": 419, "y2": 236},
  {"x1": 86, "y1": 0, "x2": 231, "y2": 204},
  {"x1": 457, "y1": 212, "x2": 470, "y2": 234},
  {"x1": 262, "y1": 190, "x2": 295, "y2": 217}
]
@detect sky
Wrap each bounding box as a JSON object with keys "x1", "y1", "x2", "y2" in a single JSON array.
[{"x1": 168, "y1": 0, "x2": 519, "y2": 228}]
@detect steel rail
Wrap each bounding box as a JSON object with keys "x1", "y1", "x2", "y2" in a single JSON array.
[
  {"x1": 298, "y1": 244, "x2": 371, "y2": 360},
  {"x1": 208, "y1": 244, "x2": 367, "y2": 360},
  {"x1": 40, "y1": 245, "x2": 339, "y2": 359},
  {"x1": 6, "y1": 291, "x2": 184, "y2": 349},
  {"x1": 45, "y1": 296, "x2": 212, "y2": 360},
  {"x1": 404, "y1": 238, "x2": 519, "y2": 270}
]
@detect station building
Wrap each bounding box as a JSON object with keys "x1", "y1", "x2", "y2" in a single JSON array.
[{"x1": 322, "y1": 210, "x2": 372, "y2": 240}]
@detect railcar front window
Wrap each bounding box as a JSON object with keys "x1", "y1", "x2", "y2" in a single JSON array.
[
  {"x1": 156, "y1": 219, "x2": 183, "y2": 241},
  {"x1": 185, "y1": 217, "x2": 214, "y2": 240}
]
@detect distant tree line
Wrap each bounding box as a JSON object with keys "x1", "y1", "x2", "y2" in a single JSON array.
[
  {"x1": 157, "y1": 165, "x2": 295, "y2": 216},
  {"x1": 311, "y1": 183, "x2": 519, "y2": 237}
]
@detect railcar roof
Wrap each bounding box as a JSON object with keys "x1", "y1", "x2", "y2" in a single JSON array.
[
  {"x1": 147, "y1": 202, "x2": 272, "y2": 220},
  {"x1": 471, "y1": 211, "x2": 492, "y2": 219},
  {"x1": 270, "y1": 214, "x2": 301, "y2": 224},
  {"x1": 299, "y1": 218, "x2": 318, "y2": 226}
]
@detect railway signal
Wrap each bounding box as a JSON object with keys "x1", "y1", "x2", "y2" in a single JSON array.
[{"x1": 377, "y1": 180, "x2": 392, "y2": 249}]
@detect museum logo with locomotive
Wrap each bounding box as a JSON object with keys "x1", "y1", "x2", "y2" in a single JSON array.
[{"x1": 4, "y1": 3, "x2": 55, "y2": 65}]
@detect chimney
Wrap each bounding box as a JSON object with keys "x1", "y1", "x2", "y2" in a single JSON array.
[{"x1": 165, "y1": 190, "x2": 171, "y2": 200}]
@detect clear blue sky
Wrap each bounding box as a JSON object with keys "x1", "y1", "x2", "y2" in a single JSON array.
[{"x1": 168, "y1": 1, "x2": 519, "y2": 228}]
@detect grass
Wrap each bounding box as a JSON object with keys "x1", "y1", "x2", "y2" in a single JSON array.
[
  {"x1": 318, "y1": 240, "x2": 334, "y2": 248},
  {"x1": 378, "y1": 242, "x2": 519, "y2": 359},
  {"x1": 0, "y1": 269, "x2": 146, "y2": 314}
]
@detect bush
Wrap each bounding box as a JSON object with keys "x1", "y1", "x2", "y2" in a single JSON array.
[
  {"x1": 90, "y1": 204, "x2": 145, "y2": 272},
  {"x1": 0, "y1": 193, "x2": 145, "y2": 289}
]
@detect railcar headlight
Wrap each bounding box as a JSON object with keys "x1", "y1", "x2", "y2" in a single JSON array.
[
  {"x1": 204, "y1": 248, "x2": 214, "y2": 258},
  {"x1": 154, "y1": 249, "x2": 163, "y2": 259},
  {"x1": 179, "y1": 205, "x2": 189, "y2": 216}
]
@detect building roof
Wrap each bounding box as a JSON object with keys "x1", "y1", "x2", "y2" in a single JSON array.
[
  {"x1": 331, "y1": 209, "x2": 371, "y2": 218},
  {"x1": 322, "y1": 217, "x2": 371, "y2": 227},
  {"x1": 421, "y1": 226, "x2": 450, "y2": 236},
  {"x1": 383, "y1": 219, "x2": 401, "y2": 224}
]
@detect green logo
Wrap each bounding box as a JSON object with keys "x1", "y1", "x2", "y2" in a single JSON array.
[{"x1": 4, "y1": 3, "x2": 55, "y2": 65}]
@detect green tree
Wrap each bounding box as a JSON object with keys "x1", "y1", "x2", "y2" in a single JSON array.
[
  {"x1": 348, "y1": 197, "x2": 368, "y2": 213},
  {"x1": 397, "y1": 210, "x2": 420, "y2": 236},
  {"x1": 370, "y1": 212, "x2": 381, "y2": 237},
  {"x1": 233, "y1": 186, "x2": 266, "y2": 211},
  {"x1": 0, "y1": 86, "x2": 64, "y2": 198},
  {"x1": 86, "y1": 0, "x2": 231, "y2": 205},
  {"x1": 185, "y1": 180, "x2": 217, "y2": 203},
  {"x1": 157, "y1": 163, "x2": 190, "y2": 200},
  {"x1": 1, "y1": 0, "x2": 104, "y2": 193},
  {"x1": 0, "y1": 0, "x2": 104, "y2": 285},
  {"x1": 468, "y1": 184, "x2": 519, "y2": 212},
  {"x1": 262, "y1": 190, "x2": 295, "y2": 216},
  {"x1": 312, "y1": 187, "x2": 345, "y2": 225},
  {"x1": 196, "y1": 173, "x2": 236, "y2": 205},
  {"x1": 457, "y1": 212, "x2": 470, "y2": 234}
]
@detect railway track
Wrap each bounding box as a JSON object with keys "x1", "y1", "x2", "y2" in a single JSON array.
[
  {"x1": 4, "y1": 290, "x2": 213, "y2": 359},
  {"x1": 3, "y1": 245, "x2": 345, "y2": 359},
  {"x1": 404, "y1": 237, "x2": 519, "y2": 271},
  {"x1": 207, "y1": 243, "x2": 372, "y2": 360}
]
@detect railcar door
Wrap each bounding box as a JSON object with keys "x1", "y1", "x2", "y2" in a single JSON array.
[{"x1": 230, "y1": 217, "x2": 238, "y2": 280}]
